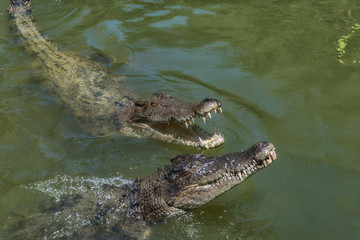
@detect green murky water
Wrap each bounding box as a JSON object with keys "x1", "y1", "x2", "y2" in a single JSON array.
[{"x1": 1, "y1": 0, "x2": 360, "y2": 239}]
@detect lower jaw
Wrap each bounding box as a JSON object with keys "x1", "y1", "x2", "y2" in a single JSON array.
[
  {"x1": 170, "y1": 135, "x2": 224, "y2": 149},
  {"x1": 131, "y1": 123, "x2": 224, "y2": 148}
]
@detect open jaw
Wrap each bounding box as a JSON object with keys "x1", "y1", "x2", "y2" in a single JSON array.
[{"x1": 131, "y1": 105, "x2": 224, "y2": 149}]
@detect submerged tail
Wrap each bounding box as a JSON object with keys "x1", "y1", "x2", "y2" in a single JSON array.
[
  {"x1": 9, "y1": 0, "x2": 53, "y2": 58},
  {"x1": 10, "y1": 0, "x2": 31, "y2": 7},
  {"x1": 10, "y1": 0, "x2": 31, "y2": 15},
  {"x1": 8, "y1": 0, "x2": 121, "y2": 125}
]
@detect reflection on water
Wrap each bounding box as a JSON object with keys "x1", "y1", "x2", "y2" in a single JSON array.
[{"x1": 1, "y1": 0, "x2": 360, "y2": 239}]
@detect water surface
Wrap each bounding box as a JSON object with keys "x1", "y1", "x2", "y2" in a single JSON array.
[{"x1": 1, "y1": 0, "x2": 360, "y2": 239}]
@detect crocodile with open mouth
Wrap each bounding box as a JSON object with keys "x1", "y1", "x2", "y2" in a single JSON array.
[
  {"x1": 7, "y1": 142, "x2": 276, "y2": 239},
  {"x1": 9, "y1": 0, "x2": 224, "y2": 148}
]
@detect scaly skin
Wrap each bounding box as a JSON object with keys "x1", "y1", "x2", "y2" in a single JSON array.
[
  {"x1": 9, "y1": 0, "x2": 224, "y2": 148},
  {"x1": 8, "y1": 142, "x2": 276, "y2": 239}
]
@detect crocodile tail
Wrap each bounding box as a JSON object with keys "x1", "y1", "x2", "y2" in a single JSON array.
[
  {"x1": 11, "y1": 0, "x2": 31, "y2": 7},
  {"x1": 9, "y1": 0, "x2": 50, "y2": 57},
  {"x1": 10, "y1": 0, "x2": 32, "y2": 15}
]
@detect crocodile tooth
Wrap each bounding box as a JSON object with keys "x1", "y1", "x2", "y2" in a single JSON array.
[
  {"x1": 202, "y1": 117, "x2": 206, "y2": 123},
  {"x1": 214, "y1": 109, "x2": 217, "y2": 113},
  {"x1": 219, "y1": 107, "x2": 223, "y2": 113},
  {"x1": 214, "y1": 129, "x2": 218, "y2": 136},
  {"x1": 207, "y1": 112, "x2": 212, "y2": 118},
  {"x1": 185, "y1": 122, "x2": 188, "y2": 128}
]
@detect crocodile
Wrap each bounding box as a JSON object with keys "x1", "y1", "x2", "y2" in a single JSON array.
[
  {"x1": 9, "y1": 0, "x2": 224, "y2": 149},
  {"x1": 7, "y1": 142, "x2": 277, "y2": 239}
]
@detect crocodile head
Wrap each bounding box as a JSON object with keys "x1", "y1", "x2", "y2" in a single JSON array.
[
  {"x1": 128, "y1": 93, "x2": 224, "y2": 149},
  {"x1": 138, "y1": 142, "x2": 276, "y2": 220}
]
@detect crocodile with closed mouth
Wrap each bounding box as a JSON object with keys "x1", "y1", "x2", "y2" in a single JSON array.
[{"x1": 7, "y1": 142, "x2": 276, "y2": 239}]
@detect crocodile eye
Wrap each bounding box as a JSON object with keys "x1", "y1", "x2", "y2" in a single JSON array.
[
  {"x1": 165, "y1": 172, "x2": 179, "y2": 182},
  {"x1": 150, "y1": 103, "x2": 157, "y2": 107},
  {"x1": 165, "y1": 167, "x2": 187, "y2": 182}
]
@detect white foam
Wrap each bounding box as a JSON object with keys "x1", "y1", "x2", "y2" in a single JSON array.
[{"x1": 21, "y1": 175, "x2": 132, "y2": 201}]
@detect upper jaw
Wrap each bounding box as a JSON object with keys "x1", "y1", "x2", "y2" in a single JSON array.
[
  {"x1": 194, "y1": 98, "x2": 222, "y2": 122},
  {"x1": 153, "y1": 98, "x2": 223, "y2": 126},
  {"x1": 254, "y1": 143, "x2": 277, "y2": 169},
  {"x1": 171, "y1": 143, "x2": 277, "y2": 209},
  {"x1": 204, "y1": 144, "x2": 277, "y2": 184},
  {"x1": 180, "y1": 103, "x2": 223, "y2": 128},
  {"x1": 261, "y1": 147, "x2": 276, "y2": 167}
]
